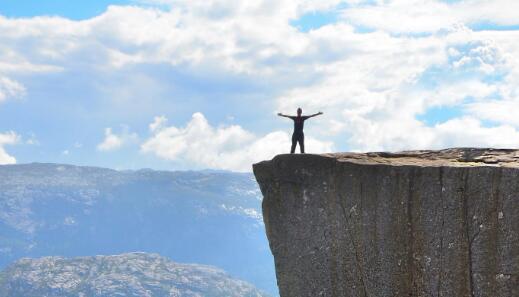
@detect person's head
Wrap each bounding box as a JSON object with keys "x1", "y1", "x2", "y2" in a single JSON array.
[{"x1": 297, "y1": 107, "x2": 302, "y2": 116}]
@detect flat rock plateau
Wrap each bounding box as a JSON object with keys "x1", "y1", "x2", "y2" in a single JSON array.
[{"x1": 253, "y1": 148, "x2": 518, "y2": 297}]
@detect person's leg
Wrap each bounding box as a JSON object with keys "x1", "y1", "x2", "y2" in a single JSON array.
[
  {"x1": 291, "y1": 133, "x2": 297, "y2": 154},
  {"x1": 299, "y1": 133, "x2": 305, "y2": 154}
]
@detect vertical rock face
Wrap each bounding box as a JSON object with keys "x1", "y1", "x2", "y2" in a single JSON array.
[{"x1": 253, "y1": 149, "x2": 519, "y2": 297}]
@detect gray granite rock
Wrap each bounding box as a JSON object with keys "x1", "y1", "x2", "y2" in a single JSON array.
[{"x1": 253, "y1": 148, "x2": 519, "y2": 297}]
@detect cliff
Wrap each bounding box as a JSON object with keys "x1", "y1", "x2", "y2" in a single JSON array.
[{"x1": 253, "y1": 148, "x2": 518, "y2": 297}]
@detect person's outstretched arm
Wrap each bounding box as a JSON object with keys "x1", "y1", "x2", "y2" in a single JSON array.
[
  {"x1": 277, "y1": 113, "x2": 293, "y2": 118},
  {"x1": 305, "y1": 111, "x2": 323, "y2": 119}
]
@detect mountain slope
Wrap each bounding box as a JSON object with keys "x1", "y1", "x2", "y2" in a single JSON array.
[
  {"x1": 0, "y1": 252, "x2": 270, "y2": 297},
  {"x1": 0, "y1": 163, "x2": 275, "y2": 295}
]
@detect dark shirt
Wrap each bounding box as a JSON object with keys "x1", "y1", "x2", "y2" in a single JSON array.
[{"x1": 289, "y1": 116, "x2": 309, "y2": 134}]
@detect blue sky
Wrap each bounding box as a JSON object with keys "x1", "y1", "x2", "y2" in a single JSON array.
[
  {"x1": 1, "y1": 0, "x2": 519, "y2": 171},
  {"x1": 0, "y1": 0, "x2": 132, "y2": 20}
]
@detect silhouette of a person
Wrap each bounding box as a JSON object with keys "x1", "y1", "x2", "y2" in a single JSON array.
[{"x1": 278, "y1": 108, "x2": 323, "y2": 154}]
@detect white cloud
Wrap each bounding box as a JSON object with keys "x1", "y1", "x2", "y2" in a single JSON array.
[
  {"x1": 97, "y1": 128, "x2": 123, "y2": 151},
  {"x1": 149, "y1": 115, "x2": 168, "y2": 132},
  {"x1": 2, "y1": 1, "x2": 519, "y2": 164},
  {"x1": 97, "y1": 126, "x2": 138, "y2": 152},
  {"x1": 0, "y1": 76, "x2": 25, "y2": 103},
  {"x1": 0, "y1": 131, "x2": 19, "y2": 164},
  {"x1": 342, "y1": 0, "x2": 519, "y2": 34},
  {"x1": 342, "y1": 0, "x2": 456, "y2": 33},
  {"x1": 274, "y1": 22, "x2": 519, "y2": 152},
  {"x1": 342, "y1": 116, "x2": 519, "y2": 152},
  {"x1": 141, "y1": 113, "x2": 334, "y2": 171},
  {"x1": 454, "y1": 0, "x2": 519, "y2": 27},
  {"x1": 467, "y1": 100, "x2": 519, "y2": 127},
  {"x1": 431, "y1": 117, "x2": 519, "y2": 149}
]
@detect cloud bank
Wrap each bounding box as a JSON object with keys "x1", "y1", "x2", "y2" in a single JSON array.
[{"x1": 1, "y1": 0, "x2": 519, "y2": 170}]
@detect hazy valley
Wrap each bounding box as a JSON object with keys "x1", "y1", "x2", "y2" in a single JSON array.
[{"x1": 0, "y1": 163, "x2": 275, "y2": 295}]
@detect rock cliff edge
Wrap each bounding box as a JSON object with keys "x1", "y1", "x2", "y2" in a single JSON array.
[{"x1": 253, "y1": 148, "x2": 518, "y2": 297}]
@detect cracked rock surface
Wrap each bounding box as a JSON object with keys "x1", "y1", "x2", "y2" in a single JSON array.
[{"x1": 253, "y1": 148, "x2": 519, "y2": 297}]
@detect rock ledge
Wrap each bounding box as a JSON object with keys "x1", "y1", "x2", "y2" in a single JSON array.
[{"x1": 254, "y1": 148, "x2": 519, "y2": 297}]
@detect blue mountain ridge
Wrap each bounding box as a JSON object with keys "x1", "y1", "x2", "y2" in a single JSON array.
[{"x1": 0, "y1": 163, "x2": 276, "y2": 295}]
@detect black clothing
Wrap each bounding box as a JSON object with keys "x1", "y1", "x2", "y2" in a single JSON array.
[
  {"x1": 291, "y1": 132, "x2": 304, "y2": 153},
  {"x1": 289, "y1": 116, "x2": 309, "y2": 153},
  {"x1": 289, "y1": 116, "x2": 309, "y2": 133}
]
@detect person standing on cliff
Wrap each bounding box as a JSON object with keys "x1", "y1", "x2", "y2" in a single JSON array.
[{"x1": 278, "y1": 108, "x2": 323, "y2": 154}]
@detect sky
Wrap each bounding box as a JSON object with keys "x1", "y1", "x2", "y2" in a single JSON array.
[{"x1": 1, "y1": 0, "x2": 519, "y2": 172}]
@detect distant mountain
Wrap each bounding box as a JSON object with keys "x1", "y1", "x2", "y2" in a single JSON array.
[
  {"x1": 0, "y1": 163, "x2": 276, "y2": 295},
  {"x1": 0, "y1": 252, "x2": 270, "y2": 297}
]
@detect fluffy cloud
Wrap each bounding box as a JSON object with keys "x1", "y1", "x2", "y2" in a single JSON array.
[
  {"x1": 141, "y1": 113, "x2": 334, "y2": 171},
  {"x1": 342, "y1": 0, "x2": 519, "y2": 34},
  {"x1": 275, "y1": 21, "x2": 519, "y2": 152},
  {"x1": 97, "y1": 126, "x2": 138, "y2": 151},
  {"x1": 342, "y1": 0, "x2": 456, "y2": 33},
  {"x1": 0, "y1": 131, "x2": 19, "y2": 164},
  {"x1": 432, "y1": 117, "x2": 519, "y2": 149}
]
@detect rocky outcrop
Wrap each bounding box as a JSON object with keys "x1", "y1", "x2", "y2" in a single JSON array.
[
  {"x1": 253, "y1": 148, "x2": 519, "y2": 297},
  {"x1": 0, "y1": 252, "x2": 270, "y2": 297}
]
